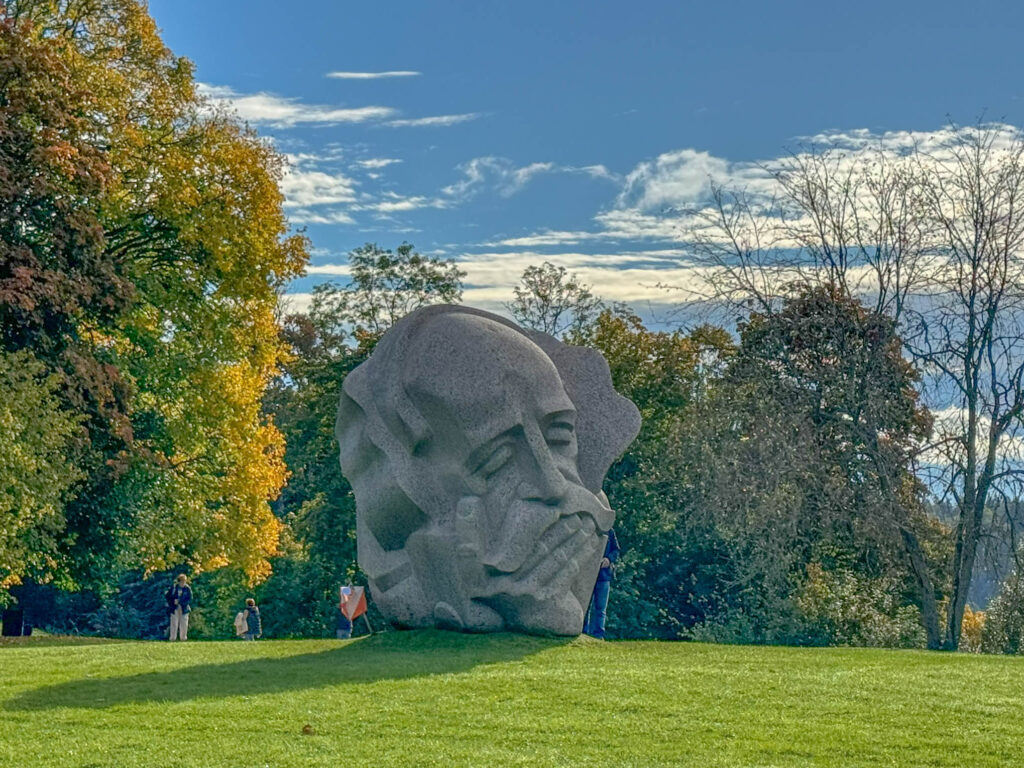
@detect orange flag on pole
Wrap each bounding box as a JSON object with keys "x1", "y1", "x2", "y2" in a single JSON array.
[{"x1": 341, "y1": 586, "x2": 367, "y2": 621}]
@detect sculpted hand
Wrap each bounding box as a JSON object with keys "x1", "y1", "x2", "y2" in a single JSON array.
[{"x1": 601, "y1": 557, "x2": 610, "y2": 568}]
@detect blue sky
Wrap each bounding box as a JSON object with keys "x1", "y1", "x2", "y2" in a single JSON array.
[{"x1": 149, "y1": 0, "x2": 1024, "y2": 321}]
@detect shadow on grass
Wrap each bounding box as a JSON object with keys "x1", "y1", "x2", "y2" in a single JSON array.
[{"x1": 6, "y1": 630, "x2": 570, "y2": 711}]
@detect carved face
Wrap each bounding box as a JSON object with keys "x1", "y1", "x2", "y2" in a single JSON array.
[
  {"x1": 398, "y1": 317, "x2": 612, "y2": 633},
  {"x1": 337, "y1": 307, "x2": 639, "y2": 636}
]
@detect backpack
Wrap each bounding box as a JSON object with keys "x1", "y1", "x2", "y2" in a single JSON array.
[{"x1": 233, "y1": 611, "x2": 247, "y2": 637}]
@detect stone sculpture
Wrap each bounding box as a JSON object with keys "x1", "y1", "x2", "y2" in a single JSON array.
[{"x1": 335, "y1": 305, "x2": 640, "y2": 635}]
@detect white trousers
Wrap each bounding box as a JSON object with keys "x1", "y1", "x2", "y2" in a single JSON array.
[{"x1": 169, "y1": 607, "x2": 189, "y2": 641}]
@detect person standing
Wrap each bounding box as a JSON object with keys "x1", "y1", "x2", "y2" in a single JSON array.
[
  {"x1": 242, "y1": 597, "x2": 262, "y2": 640},
  {"x1": 584, "y1": 528, "x2": 620, "y2": 639},
  {"x1": 166, "y1": 574, "x2": 192, "y2": 641}
]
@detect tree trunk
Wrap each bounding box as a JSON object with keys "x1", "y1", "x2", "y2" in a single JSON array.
[
  {"x1": 944, "y1": 481, "x2": 989, "y2": 650},
  {"x1": 900, "y1": 527, "x2": 942, "y2": 650}
]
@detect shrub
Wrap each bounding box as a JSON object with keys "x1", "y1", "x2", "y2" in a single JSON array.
[
  {"x1": 796, "y1": 563, "x2": 926, "y2": 648},
  {"x1": 982, "y1": 567, "x2": 1024, "y2": 654}
]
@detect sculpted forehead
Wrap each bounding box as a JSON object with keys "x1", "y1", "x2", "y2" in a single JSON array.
[{"x1": 403, "y1": 314, "x2": 574, "y2": 443}]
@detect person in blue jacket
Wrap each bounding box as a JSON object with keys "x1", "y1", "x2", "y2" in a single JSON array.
[
  {"x1": 584, "y1": 527, "x2": 620, "y2": 639},
  {"x1": 242, "y1": 598, "x2": 262, "y2": 640},
  {"x1": 165, "y1": 574, "x2": 192, "y2": 641}
]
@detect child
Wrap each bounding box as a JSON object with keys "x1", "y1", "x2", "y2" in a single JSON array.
[{"x1": 242, "y1": 598, "x2": 262, "y2": 640}]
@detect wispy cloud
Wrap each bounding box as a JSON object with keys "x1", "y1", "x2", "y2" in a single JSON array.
[
  {"x1": 354, "y1": 158, "x2": 403, "y2": 169},
  {"x1": 355, "y1": 194, "x2": 449, "y2": 213},
  {"x1": 385, "y1": 113, "x2": 482, "y2": 128},
  {"x1": 287, "y1": 249, "x2": 697, "y2": 318},
  {"x1": 326, "y1": 70, "x2": 421, "y2": 79},
  {"x1": 443, "y1": 157, "x2": 619, "y2": 200},
  {"x1": 198, "y1": 83, "x2": 395, "y2": 127},
  {"x1": 304, "y1": 263, "x2": 353, "y2": 276},
  {"x1": 287, "y1": 209, "x2": 357, "y2": 226}
]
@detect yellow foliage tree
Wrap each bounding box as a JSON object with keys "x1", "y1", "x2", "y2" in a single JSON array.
[{"x1": 3, "y1": 1, "x2": 308, "y2": 584}]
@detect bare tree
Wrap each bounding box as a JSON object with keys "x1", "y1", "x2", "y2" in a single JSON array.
[
  {"x1": 683, "y1": 123, "x2": 1024, "y2": 649},
  {"x1": 906, "y1": 127, "x2": 1024, "y2": 648}
]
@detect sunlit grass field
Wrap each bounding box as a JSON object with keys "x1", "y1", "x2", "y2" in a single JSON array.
[{"x1": 1, "y1": 630, "x2": 1021, "y2": 767}]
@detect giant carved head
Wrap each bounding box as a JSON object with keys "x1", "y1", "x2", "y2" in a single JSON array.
[{"x1": 336, "y1": 305, "x2": 640, "y2": 635}]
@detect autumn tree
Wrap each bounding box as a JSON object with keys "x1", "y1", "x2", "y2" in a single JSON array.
[
  {"x1": 0, "y1": 351, "x2": 83, "y2": 595},
  {"x1": 0, "y1": 1, "x2": 307, "y2": 589},
  {"x1": 702, "y1": 287, "x2": 943, "y2": 646},
  {"x1": 570, "y1": 308, "x2": 735, "y2": 637}
]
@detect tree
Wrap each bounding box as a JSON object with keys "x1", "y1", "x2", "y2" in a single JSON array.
[
  {"x1": 0, "y1": 1, "x2": 308, "y2": 587},
  {"x1": 723, "y1": 287, "x2": 942, "y2": 646},
  {"x1": 507, "y1": 262, "x2": 604, "y2": 338},
  {"x1": 0, "y1": 351, "x2": 83, "y2": 597},
  {"x1": 571, "y1": 308, "x2": 735, "y2": 637},
  {"x1": 315, "y1": 242, "x2": 465, "y2": 340},
  {"x1": 264, "y1": 243, "x2": 466, "y2": 623},
  {"x1": 684, "y1": 123, "x2": 1024, "y2": 649}
]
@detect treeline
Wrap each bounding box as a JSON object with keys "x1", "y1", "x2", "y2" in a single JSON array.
[{"x1": 4, "y1": 3, "x2": 1024, "y2": 652}]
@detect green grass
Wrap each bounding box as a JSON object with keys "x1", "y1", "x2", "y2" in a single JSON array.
[{"x1": 1, "y1": 632, "x2": 1022, "y2": 767}]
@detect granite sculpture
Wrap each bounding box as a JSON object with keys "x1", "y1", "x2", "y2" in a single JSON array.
[{"x1": 335, "y1": 305, "x2": 641, "y2": 635}]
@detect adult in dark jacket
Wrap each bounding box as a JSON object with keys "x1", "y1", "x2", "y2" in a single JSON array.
[
  {"x1": 165, "y1": 574, "x2": 192, "y2": 641},
  {"x1": 242, "y1": 598, "x2": 262, "y2": 640},
  {"x1": 583, "y1": 528, "x2": 620, "y2": 639}
]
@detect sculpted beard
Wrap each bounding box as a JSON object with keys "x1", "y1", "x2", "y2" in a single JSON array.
[{"x1": 455, "y1": 483, "x2": 611, "y2": 604}]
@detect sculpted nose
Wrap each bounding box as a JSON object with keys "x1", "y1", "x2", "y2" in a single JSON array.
[{"x1": 521, "y1": 427, "x2": 569, "y2": 504}]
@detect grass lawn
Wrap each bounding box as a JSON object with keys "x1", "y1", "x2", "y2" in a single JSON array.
[{"x1": 1, "y1": 631, "x2": 1022, "y2": 767}]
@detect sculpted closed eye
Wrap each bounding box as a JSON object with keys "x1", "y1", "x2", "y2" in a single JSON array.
[
  {"x1": 476, "y1": 443, "x2": 513, "y2": 478},
  {"x1": 545, "y1": 422, "x2": 575, "y2": 447}
]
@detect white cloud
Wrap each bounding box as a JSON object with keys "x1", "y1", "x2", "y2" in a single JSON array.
[
  {"x1": 495, "y1": 124, "x2": 1024, "y2": 253},
  {"x1": 485, "y1": 231, "x2": 599, "y2": 247},
  {"x1": 361, "y1": 196, "x2": 448, "y2": 213},
  {"x1": 617, "y1": 148, "x2": 771, "y2": 211},
  {"x1": 326, "y1": 71, "x2": 421, "y2": 79},
  {"x1": 287, "y1": 209, "x2": 357, "y2": 226},
  {"x1": 484, "y1": 211, "x2": 682, "y2": 247},
  {"x1": 355, "y1": 158, "x2": 403, "y2": 169},
  {"x1": 443, "y1": 157, "x2": 618, "y2": 201},
  {"x1": 447, "y1": 250, "x2": 708, "y2": 316},
  {"x1": 280, "y1": 168, "x2": 358, "y2": 208},
  {"x1": 280, "y1": 292, "x2": 314, "y2": 314},
  {"x1": 198, "y1": 83, "x2": 395, "y2": 127},
  {"x1": 304, "y1": 263, "x2": 352, "y2": 276},
  {"x1": 385, "y1": 113, "x2": 482, "y2": 128}
]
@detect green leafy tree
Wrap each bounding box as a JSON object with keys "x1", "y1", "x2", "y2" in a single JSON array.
[
  {"x1": 508, "y1": 261, "x2": 603, "y2": 338},
  {"x1": 0, "y1": 350, "x2": 83, "y2": 597},
  {"x1": 315, "y1": 242, "x2": 465, "y2": 340},
  {"x1": 686, "y1": 124, "x2": 1024, "y2": 649},
  {"x1": 571, "y1": 308, "x2": 735, "y2": 637},
  {"x1": 264, "y1": 243, "x2": 465, "y2": 631},
  {"x1": 684, "y1": 286, "x2": 944, "y2": 645}
]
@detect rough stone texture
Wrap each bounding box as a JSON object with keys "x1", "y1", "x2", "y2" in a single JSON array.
[{"x1": 336, "y1": 305, "x2": 641, "y2": 635}]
